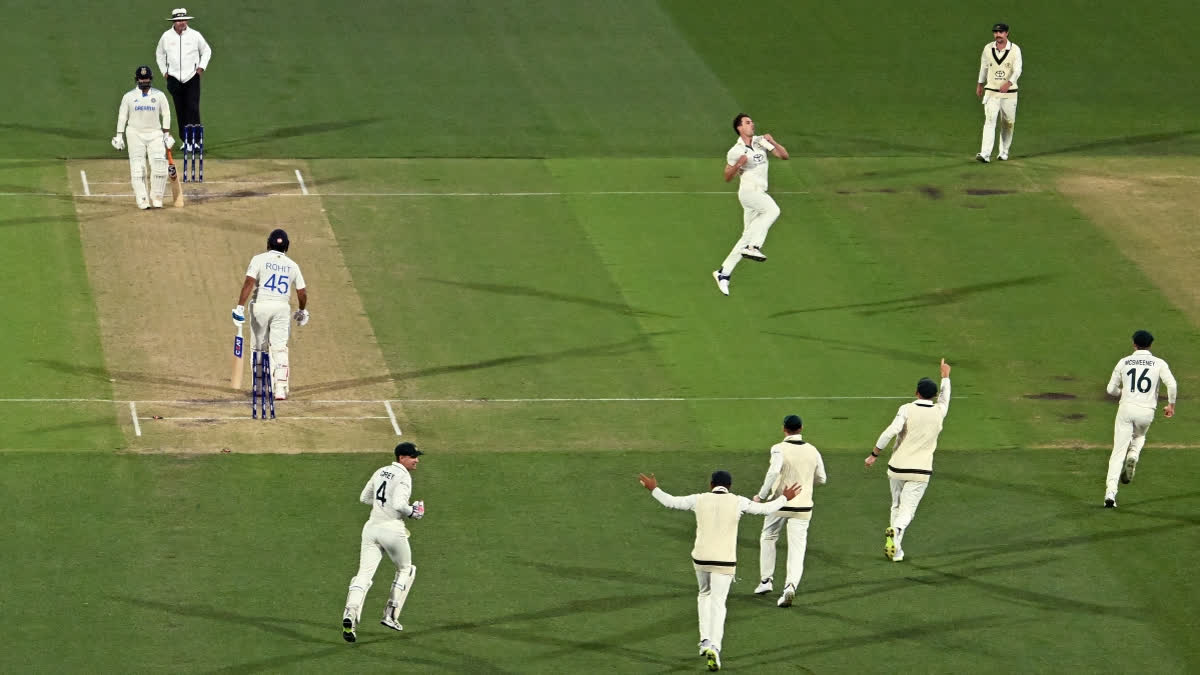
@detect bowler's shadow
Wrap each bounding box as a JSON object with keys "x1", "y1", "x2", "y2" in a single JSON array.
[{"x1": 769, "y1": 274, "x2": 1053, "y2": 318}]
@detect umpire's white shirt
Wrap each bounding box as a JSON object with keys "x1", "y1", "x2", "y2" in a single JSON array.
[
  {"x1": 1106, "y1": 350, "x2": 1177, "y2": 411},
  {"x1": 117, "y1": 87, "x2": 171, "y2": 133},
  {"x1": 360, "y1": 462, "x2": 415, "y2": 530},
  {"x1": 156, "y1": 26, "x2": 212, "y2": 83},
  {"x1": 726, "y1": 135, "x2": 774, "y2": 192},
  {"x1": 245, "y1": 251, "x2": 306, "y2": 305}
]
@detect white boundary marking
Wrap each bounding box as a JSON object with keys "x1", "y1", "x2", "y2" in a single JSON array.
[
  {"x1": 80, "y1": 170, "x2": 90, "y2": 196},
  {"x1": 295, "y1": 170, "x2": 309, "y2": 195},
  {"x1": 129, "y1": 401, "x2": 141, "y2": 437},
  {"x1": 384, "y1": 400, "x2": 402, "y2": 436}
]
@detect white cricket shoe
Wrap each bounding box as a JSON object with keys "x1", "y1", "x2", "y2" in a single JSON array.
[
  {"x1": 740, "y1": 246, "x2": 767, "y2": 262},
  {"x1": 342, "y1": 617, "x2": 356, "y2": 643},
  {"x1": 137, "y1": 199, "x2": 151, "y2": 210},
  {"x1": 777, "y1": 584, "x2": 795, "y2": 608},
  {"x1": 997, "y1": 154, "x2": 1009, "y2": 161},
  {"x1": 1122, "y1": 454, "x2": 1137, "y2": 484},
  {"x1": 753, "y1": 578, "x2": 773, "y2": 595},
  {"x1": 712, "y1": 270, "x2": 729, "y2": 296},
  {"x1": 151, "y1": 198, "x2": 164, "y2": 208},
  {"x1": 704, "y1": 646, "x2": 721, "y2": 671},
  {"x1": 380, "y1": 615, "x2": 403, "y2": 632},
  {"x1": 892, "y1": 549, "x2": 905, "y2": 562},
  {"x1": 698, "y1": 639, "x2": 712, "y2": 656},
  {"x1": 975, "y1": 153, "x2": 990, "y2": 164},
  {"x1": 1104, "y1": 492, "x2": 1117, "y2": 508}
]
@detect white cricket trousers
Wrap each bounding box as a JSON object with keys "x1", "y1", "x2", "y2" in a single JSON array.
[
  {"x1": 1107, "y1": 404, "x2": 1155, "y2": 495},
  {"x1": 719, "y1": 188, "x2": 780, "y2": 274},
  {"x1": 344, "y1": 520, "x2": 412, "y2": 621},
  {"x1": 126, "y1": 128, "x2": 168, "y2": 205},
  {"x1": 889, "y1": 479, "x2": 929, "y2": 548},
  {"x1": 980, "y1": 93, "x2": 1018, "y2": 159},
  {"x1": 250, "y1": 300, "x2": 292, "y2": 394},
  {"x1": 695, "y1": 567, "x2": 733, "y2": 652},
  {"x1": 758, "y1": 516, "x2": 811, "y2": 588}
]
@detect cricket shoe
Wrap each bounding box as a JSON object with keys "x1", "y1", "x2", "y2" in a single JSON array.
[
  {"x1": 712, "y1": 270, "x2": 730, "y2": 296},
  {"x1": 704, "y1": 646, "x2": 722, "y2": 671},
  {"x1": 777, "y1": 584, "x2": 795, "y2": 608},
  {"x1": 1104, "y1": 492, "x2": 1117, "y2": 508},
  {"x1": 998, "y1": 154, "x2": 1009, "y2": 161},
  {"x1": 885, "y1": 527, "x2": 898, "y2": 560},
  {"x1": 698, "y1": 639, "x2": 712, "y2": 656},
  {"x1": 137, "y1": 199, "x2": 151, "y2": 210},
  {"x1": 753, "y1": 577, "x2": 773, "y2": 595},
  {"x1": 380, "y1": 615, "x2": 403, "y2": 632},
  {"x1": 975, "y1": 153, "x2": 989, "y2": 164},
  {"x1": 342, "y1": 617, "x2": 356, "y2": 643},
  {"x1": 151, "y1": 198, "x2": 163, "y2": 208},
  {"x1": 740, "y1": 246, "x2": 767, "y2": 262},
  {"x1": 1122, "y1": 454, "x2": 1137, "y2": 484},
  {"x1": 892, "y1": 549, "x2": 905, "y2": 562}
]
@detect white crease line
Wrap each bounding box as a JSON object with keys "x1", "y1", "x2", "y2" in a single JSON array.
[
  {"x1": 142, "y1": 415, "x2": 389, "y2": 421},
  {"x1": 80, "y1": 170, "x2": 90, "y2": 197},
  {"x1": 0, "y1": 395, "x2": 957, "y2": 404},
  {"x1": 384, "y1": 400, "x2": 402, "y2": 436},
  {"x1": 85, "y1": 180, "x2": 299, "y2": 185},
  {"x1": 130, "y1": 401, "x2": 142, "y2": 437},
  {"x1": 295, "y1": 170, "x2": 309, "y2": 195}
]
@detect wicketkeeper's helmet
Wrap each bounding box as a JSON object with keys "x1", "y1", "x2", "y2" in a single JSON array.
[{"x1": 267, "y1": 229, "x2": 290, "y2": 252}]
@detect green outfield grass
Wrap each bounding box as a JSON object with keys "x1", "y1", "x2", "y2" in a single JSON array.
[{"x1": 1, "y1": 0, "x2": 1198, "y2": 672}]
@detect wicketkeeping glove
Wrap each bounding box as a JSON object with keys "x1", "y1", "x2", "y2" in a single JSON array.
[
  {"x1": 293, "y1": 309, "x2": 310, "y2": 326},
  {"x1": 231, "y1": 305, "x2": 245, "y2": 327},
  {"x1": 409, "y1": 500, "x2": 425, "y2": 519},
  {"x1": 111, "y1": 134, "x2": 125, "y2": 151},
  {"x1": 163, "y1": 132, "x2": 176, "y2": 149}
]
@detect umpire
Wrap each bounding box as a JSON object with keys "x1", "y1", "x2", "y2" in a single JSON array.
[{"x1": 155, "y1": 8, "x2": 212, "y2": 133}]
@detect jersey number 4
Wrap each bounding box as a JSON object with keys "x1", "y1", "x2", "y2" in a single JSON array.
[
  {"x1": 376, "y1": 481, "x2": 388, "y2": 505},
  {"x1": 263, "y1": 273, "x2": 290, "y2": 295},
  {"x1": 1126, "y1": 368, "x2": 1153, "y2": 393}
]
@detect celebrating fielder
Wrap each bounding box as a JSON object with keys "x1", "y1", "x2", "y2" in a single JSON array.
[
  {"x1": 342, "y1": 442, "x2": 426, "y2": 642},
  {"x1": 112, "y1": 66, "x2": 172, "y2": 210},
  {"x1": 232, "y1": 229, "x2": 309, "y2": 401}
]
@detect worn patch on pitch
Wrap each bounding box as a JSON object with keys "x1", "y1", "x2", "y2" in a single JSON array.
[{"x1": 1023, "y1": 392, "x2": 1076, "y2": 400}]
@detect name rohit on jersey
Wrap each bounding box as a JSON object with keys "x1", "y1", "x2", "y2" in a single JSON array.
[
  {"x1": 1124, "y1": 358, "x2": 1156, "y2": 366},
  {"x1": 265, "y1": 262, "x2": 292, "y2": 273}
]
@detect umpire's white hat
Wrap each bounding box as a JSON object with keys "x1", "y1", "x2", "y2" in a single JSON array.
[{"x1": 168, "y1": 8, "x2": 195, "y2": 21}]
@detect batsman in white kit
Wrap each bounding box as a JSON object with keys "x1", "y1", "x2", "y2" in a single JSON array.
[
  {"x1": 231, "y1": 229, "x2": 309, "y2": 401},
  {"x1": 712, "y1": 113, "x2": 789, "y2": 296},
  {"x1": 341, "y1": 443, "x2": 426, "y2": 643},
  {"x1": 1102, "y1": 330, "x2": 1177, "y2": 508},
  {"x1": 112, "y1": 65, "x2": 173, "y2": 209},
  {"x1": 752, "y1": 414, "x2": 827, "y2": 608}
]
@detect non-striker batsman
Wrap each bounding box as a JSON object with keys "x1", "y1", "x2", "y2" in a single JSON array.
[{"x1": 112, "y1": 66, "x2": 173, "y2": 209}]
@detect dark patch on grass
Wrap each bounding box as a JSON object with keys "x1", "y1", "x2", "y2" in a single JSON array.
[
  {"x1": 836, "y1": 189, "x2": 855, "y2": 194},
  {"x1": 966, "y1": 188, "x2": 1016, "y2": 195},
  {"x1": 919, "y1": 186, "x2": 944, "y2": 199},
  {"x1": 867, "y1": 187, "x2": 897, "y2": 193},
  {"x1": 1060, "y1": 413, "x2": 1088, "y2": 421},
  {"x1": 1024, "y1": 392, "x2": 1077, "y2": 400}
]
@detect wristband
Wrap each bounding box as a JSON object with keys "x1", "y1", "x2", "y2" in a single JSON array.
[{"x1": 870, "y1": 450, "x2": 880, "y2": 458}]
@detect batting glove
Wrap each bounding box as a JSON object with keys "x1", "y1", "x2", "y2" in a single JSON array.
[
  {"x1": 111, "y1": 134, "x2": 125, "y2": 151},
  {"x1": 409, "y1": 500, "x2": 425, "y2": 520},
  {"x1": 293, "y1": 309, "x2": 310, "y2": 326},
  {"x1": 163, "y1": 132, "x2": 176, "y2": 149},
  {"x1": 232, "y1": 305, "x2": 245, "y2": 327}
]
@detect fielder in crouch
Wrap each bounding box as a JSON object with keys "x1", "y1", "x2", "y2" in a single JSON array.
[
  {"x1": 342, "y1": 442, "x2": 426, "y2": 642},
  {"x1": 112, "y1": 65, "x2": 173, "y2": 209},
  {"x1": 712, "y1": 113, "x2": 789, "y2": 296},
  {"x1": 752, "y1": 414, "x2": 827, "y2": 608},
  {"x1": 639, "y1": 470, "x2": 798, "y2": 671},
  {"x1": 1102, "y1": 330, "x2": 1177, "y2": 508},
  {"x1": 865, "y1": 358, "x2": 952, "y2": 562},
  {"x1": 232, "y1": 229, "x2": 309, "y2": 400}
]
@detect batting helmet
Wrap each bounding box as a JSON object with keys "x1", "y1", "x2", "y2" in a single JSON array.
[
  {"x1": 267, "y1": 229, "x2": 290, "y2": 253},
  {"x1": 134, "y1": 65, "x2": 153, "y2": 83}
]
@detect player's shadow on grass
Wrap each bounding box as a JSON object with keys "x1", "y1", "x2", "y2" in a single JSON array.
[
  {"x1": 0, "y1": 122, "x2": 92, "y2": 140},
  {"x1": 219, "y1": 118, "x2": 386, "y2": 150},
  {"x1": 424, "y1": 278, "x2": 680, "y2": 319},
  {"x1": 30, "y1": 359, "x2": 229, "y2": 397},
  {"x1": 763, "y1": 330, "x2": 971, "y2": 368},
  {"x1": 768, "y1": 274, "x2": 1053, "y2": 318},
  {"x1": 299, "y1": 331, "x2": 675, "y2": 396},
  {"x1": 1025, "y1": 128, "x2": 1200, "y2": 158}
]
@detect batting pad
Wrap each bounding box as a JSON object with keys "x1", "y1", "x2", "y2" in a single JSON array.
[{"x1": 150, "y1": 170, "x2": 168, "y2": 199}]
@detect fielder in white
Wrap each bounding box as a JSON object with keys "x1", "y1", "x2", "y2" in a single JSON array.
[
  {"x1": 639, "y1": 470, "x2": 797, "y2": 672},
  {"x1": 712, "y1": 113, "x2": 789, "y2": 296},
  {"x1": 752, "y1": 414, "x2": 827, "y2": 608},
  {"x1": 341, "y1": 443, "x2": 426, "y2": 642},
  {"x1": 1103, "y1": 330, "x2": 1177, "y2": 508},
  {"x1": 112, "y1": 65, "x2": 173, "y2": 209},
  {"x1": 865, "y1": 358, "x2": 952, "y2": 562},
  {"x1": 232, "y1": 229, "x2": 309, "y2": 400},
  {"x1": 975, "y1": 23, "x2": 1022, "y2": 163}
]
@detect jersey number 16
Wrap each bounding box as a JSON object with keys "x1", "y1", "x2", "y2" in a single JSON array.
[{"x1": 1126, "y1": 368, "x2": 1153, "y2": 393}]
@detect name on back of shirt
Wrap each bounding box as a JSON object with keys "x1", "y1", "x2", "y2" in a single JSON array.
[
  {"x1": 265, "y1": 262, "x2": 292, "y2": 273},
  {"x1": 1124, "y1": 358, "x2": 1156, "y2": 366}
]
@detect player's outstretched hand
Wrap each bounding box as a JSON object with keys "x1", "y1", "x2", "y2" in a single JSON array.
[
  {"x1": 780, "y1": 483, "x2": 802, "y2": 501},
  {"x1": 638, "y1": 473, "x2": 657, "y2": 491},
  {"x1": 111, "y1": 134, "x2": 125, "y2": 151},
  {"x1": 940, "y1": 358, "x2": 951, "y2": 378}
]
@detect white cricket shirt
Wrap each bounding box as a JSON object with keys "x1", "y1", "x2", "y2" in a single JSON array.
[
  {"x1": 726, "y1": 135, "x2": 774, "y2": 192},
  {"x1": 1106, "y1": 350, "x2": 1177, "y2": 410},
  {"x1": 876, "y1": 378, "x2": 951, "y2": 483},
  {"x1": 116, "y1": 87, "x2": 171, "y2": 133},
  {"x1": 156, "y1": 26, "x2": 212, "y2": 83},
  {"x1": 359, "y1": 462, "x2": 415, "y2": 525},
  {"x1": 245, "y1": 251, "x2": 306, "y2": 305},
  {"x1": 756, "y1": 435, "x2": 827, "y2": 519}
]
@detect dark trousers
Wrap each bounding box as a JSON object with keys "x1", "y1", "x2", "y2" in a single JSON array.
[{"x1": 167, "y1": 75, "x2": 203, "y2": 130}]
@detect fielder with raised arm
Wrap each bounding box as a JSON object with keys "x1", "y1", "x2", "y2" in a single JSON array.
[
  {"x1": 341, "y1": 442, "x2": 426, "y2": 643},
  {"x1": 112, "y1": 66, "x2": 172, "y2": 209},
  {"x1": 1102, "y1": 330, "x2": 1177, "y2": 508},
  {"x1": 231, "y1": 229, "x2": 308, "y2": 400}
]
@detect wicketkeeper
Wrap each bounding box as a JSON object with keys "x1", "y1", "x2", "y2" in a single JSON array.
[
  {"x1": 112, "y1": 65, "x2": 172, "y2": 209},
  {"x1": 232, "y1": 229, "x2": 309, "y2": 400}
]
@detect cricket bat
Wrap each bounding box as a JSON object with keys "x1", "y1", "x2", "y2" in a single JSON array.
[
  {"x1": 167, "y1": 148, "x2": 184, "y2": 207},
  {"x1": 230, "y1": 324, "x2": 245, "y2": 389}
]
